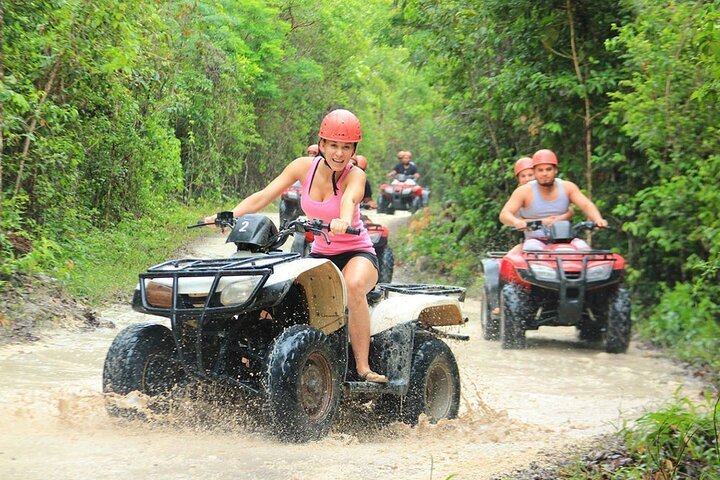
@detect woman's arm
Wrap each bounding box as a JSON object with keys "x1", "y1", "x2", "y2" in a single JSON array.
[{"x1": 205, "y1": 157, "x2": 309, "y2": 223}]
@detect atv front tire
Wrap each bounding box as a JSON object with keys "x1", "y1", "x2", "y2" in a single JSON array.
[
  {"x1": 605, "y1": 288, "x2": 631, "y2": 353},
  {"x1": 103, "y1": 322, "x2": 184, "y2": 418},
  {"x1": 378, "y1": 247, "x2": 394, "y2": 283},
  {"x1": 500, "y1": 283, "x2": 530, "y2": 349},
  {"x1": 265, "y1": 325, "x2": 341, "y2": 442},
  {"x1": 481, "y1": 285, "x2": 500, "y2": 341}
]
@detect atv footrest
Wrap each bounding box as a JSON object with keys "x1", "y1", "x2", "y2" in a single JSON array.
[{"x1": 344, "y1": 380, "x2": 407, "y2": 396}]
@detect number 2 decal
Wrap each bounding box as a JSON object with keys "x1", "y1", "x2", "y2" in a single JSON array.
[{"x1": 238, "y1": 221, "x2": 250, "y2": 232}]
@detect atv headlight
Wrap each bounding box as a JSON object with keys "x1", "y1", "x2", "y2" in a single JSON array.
[
  {"x1": 586, "y1": 264, "x2": 613, "y2": 282},
  {"x1": 220, "y1": 276, "x2": 262, "y2": 306},
  {"x1": 384, "y1": 187, "x2": 394, "y2": 194},
  {"x1": 529, "y1": 264, "x2": 558, "y2": 281},
  {"x1": 369, "y1": 232, "x2": 382, "y2": 243},
  {"x1": 402, "y1": 188, "x2": 412, "y2": 195}
]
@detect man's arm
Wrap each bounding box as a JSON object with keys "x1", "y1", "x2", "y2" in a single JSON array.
[
  {"x1": 566, "y1": 182, "x2": 608, "y2": 227},
  {"x1": 499, "y1": 186, "x2": 529, "y2": 229}
]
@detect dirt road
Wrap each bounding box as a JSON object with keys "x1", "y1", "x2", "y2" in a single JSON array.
[{"x1": 0, "y1": 211, "x2": 701, "y2": 479}]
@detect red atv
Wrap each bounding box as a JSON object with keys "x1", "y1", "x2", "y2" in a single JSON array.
[
  {"x1": 377, "y1": 174, "x2": 424, "y2": 215},
  {"x1": 361, "y1": 214, "x2": 394, "y2": 283},
  {"x1": 279, "y1": 180, "x2": 304, "y2": 228},
  {"x1": 481, "y1": 221, "x2": 631, "y2": 353}
]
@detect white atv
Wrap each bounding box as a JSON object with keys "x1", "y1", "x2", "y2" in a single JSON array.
[{"x1": 102, "y1": 213, "x2": 467, "y2": 442}]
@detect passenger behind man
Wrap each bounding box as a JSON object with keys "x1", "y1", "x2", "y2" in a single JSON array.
[
  {"x1": 500, "y1": 150, "x2": 607, "y2": 252},
  {"x1": 387, "y1": 150, "x2": 419, "y2": 181}
]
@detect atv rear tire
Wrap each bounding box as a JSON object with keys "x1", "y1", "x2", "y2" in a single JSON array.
[
  {"x1": 605, "y1": 288, "x2": 631, "y2": 353},
  {"x1": 378, "y1": 247, "x2": 394, "y2": 283},
  {"x1": 291, "y1": 233, "x2": 311, "y2": 256},
  {"x1": 103, "y1": 322, "x2": 184, "y2": 418},
  {"x1": 278, "y1": 200, "x2": 299, "y2": 230},
  {"x1": 265, "y1": 325, "x2": 341, "y2": 442},
  {"x1": 481, "y1": 285, "x2": 500, "y2": 341},
  {"x1": 401, "y1": 337, "x2": 460, "y2": 425},
  {"x1": 376, "y1": 335, "x2": 460, "y2": 426},
  {"x1": 500, "y1": 283, "x2": 530, "y2": 349},
  {"x1": 377, "y1": 195, "x2": 388, "y2": 214},
  {"x1": 410, "y1": 196, "x2": 422, "y2": 214}
]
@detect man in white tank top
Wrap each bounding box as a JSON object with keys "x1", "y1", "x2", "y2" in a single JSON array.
[{"x1": 499, "y1": 149, "x2": 608, "y2": 246}]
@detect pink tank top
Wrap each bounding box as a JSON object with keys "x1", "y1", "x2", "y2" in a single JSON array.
[{"x1": 300, "y1": 156, "x2": 375, "y2": 255}]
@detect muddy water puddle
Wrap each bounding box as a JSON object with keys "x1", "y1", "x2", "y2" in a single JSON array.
[{"x1": 0, "y1": 212, "x2": 703, "y2": 479}]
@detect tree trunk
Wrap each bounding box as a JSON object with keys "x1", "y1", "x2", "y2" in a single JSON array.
[
  {"x1": 13, "y1": 59, "x2": 61, "y2": 197},
  {"x1": 566, "y1": 0, "x2": 593, "y2": 202}
]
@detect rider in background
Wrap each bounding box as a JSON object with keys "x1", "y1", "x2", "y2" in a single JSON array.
[
  {"x1": 387, "y1": 150, "x2": 420, "y2": 180},
  {"x1": 352, "y1": 154, "x2": 377, "y2": 209},
  {"x1": 306, "y1": 144, "x2": 319, "y2": 157},
  {"x1": 500, "y1": 149, "x2": 606, "y2": 250},
  {"x1": 514, "y1": 157, "x2": 535, "y2": 185},
  {"x1": 204, "y1": 109, "x2": 387, "y2": 383}
]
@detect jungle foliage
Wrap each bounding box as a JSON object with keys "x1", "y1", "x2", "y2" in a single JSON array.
[
  {"x1": 392, "y1": 0, "x2": 720, "y2": 373},
  {"x1": 0, "y1": 0, "x2": 718, "y2": 376},
  {"x1": 0, "y1": 0, "x2": 438, "y2": 294}
]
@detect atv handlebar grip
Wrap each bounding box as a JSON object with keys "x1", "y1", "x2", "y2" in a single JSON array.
[{"x1": 346, "y1": 227, "x2": 361, "y2": 235}]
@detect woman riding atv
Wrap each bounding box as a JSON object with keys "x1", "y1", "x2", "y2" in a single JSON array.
[{"x1": 204, "y1": 109, "x2": 387, "y2": 383}]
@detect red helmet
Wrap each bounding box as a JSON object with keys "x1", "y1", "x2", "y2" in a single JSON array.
[
  {"x1": 513, "y1": 157, "x2": 534, "y2": 177},
  {"x1": 306, "y1": 144, "x2": 319, "y2": 156},
  {"x1": 532, "y1": 149, "x2": 558, "y2": 167},
  {"x1": 355, "y1": 154, "x2": 368, "y2": 170},
  {"x1": 318, "y1": 109, "x2": 362, "y2": 142},
  {"x1": 397, "y1": 150, "x2": 405, "y2": 159}
]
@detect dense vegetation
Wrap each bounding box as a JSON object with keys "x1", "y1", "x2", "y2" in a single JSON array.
[
  {"x1": 1, "y1": 0, "x2": 718, "y2": 474},
  {"x1": 393, "y1": 0, "x2": 720, "y2": 376}
]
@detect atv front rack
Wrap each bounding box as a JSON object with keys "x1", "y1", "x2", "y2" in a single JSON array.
[
  {"x1": 377, "y1": 283, "x2": 466, "y2": 302},
  {"x1": 138, "y1": 253, "x2": 300, "y2": 315},
  {"x1": 135, "y1": 254, "x2": 301, "y2": 395}
]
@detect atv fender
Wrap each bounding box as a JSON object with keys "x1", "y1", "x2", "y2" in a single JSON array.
[
  {"x1": 265, "y1": 258, "x2": 347, "y2": 334},
  {"x1": 369, "y1": 295, "x2": 464, "y2": 336},
  {"x1": 481, "y1": 258, "x2": 500, "y2": 309},
  {"x1": 369, "y1": 321, "x2": 415, "y2": 393}
]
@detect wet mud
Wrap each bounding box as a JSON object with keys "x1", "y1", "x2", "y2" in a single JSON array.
[{"x1": 0, "y1": 211, "x2": 702, "y2": 479}]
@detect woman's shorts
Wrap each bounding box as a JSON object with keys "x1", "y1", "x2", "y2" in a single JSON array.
[{"x1": 309, "y1": 250, "x2": 379, "y2": 275}]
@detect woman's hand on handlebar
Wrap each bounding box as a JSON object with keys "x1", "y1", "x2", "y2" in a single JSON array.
[{"x1": 329, "y1": 218, "x2": 349, "y2": 236}]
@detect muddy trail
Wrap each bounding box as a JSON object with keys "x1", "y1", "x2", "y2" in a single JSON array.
[{"x1": 0, "y1": 211, "x2": 701, "y2": 480}]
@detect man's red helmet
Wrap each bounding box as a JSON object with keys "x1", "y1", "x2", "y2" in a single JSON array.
[
  {"x1": 318, "y1": 109, "x2": 362, "y2": 142},
  {"x1": 306, "y1": 144, "x2": 319, "y2": 156},
  {"x1": 513, "y1": 157, "x2": 534, "y2": 177},
  {"x1": 532, "y1": 149, "x2": 559, "y2": 167},
  {"x1": 355, "y1": 154, "x2": 368, "y2": 170}
]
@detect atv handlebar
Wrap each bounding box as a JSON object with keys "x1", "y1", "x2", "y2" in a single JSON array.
[
  {"x1": 188, "y1": 211, "x2": 236, "y2": 229},
  {"x1": 516, "y1": 220, "x2": 603, "y2": 232}
]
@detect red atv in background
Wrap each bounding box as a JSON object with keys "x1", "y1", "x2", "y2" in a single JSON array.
[
  {"x1": 480, "y1": 220, "x2": 631, "y2": 353},
  {"x1": 377, "y1": 174, "x2": 424, "y2": 215},
  {"x1": 361, "y1": 214, "x2": 394, "y2": 283},
  {"x1": 279, "y1": 180, "x2": 304, "y2": 228}
]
